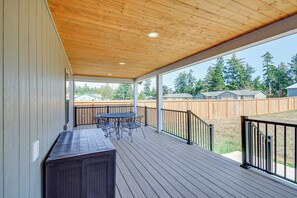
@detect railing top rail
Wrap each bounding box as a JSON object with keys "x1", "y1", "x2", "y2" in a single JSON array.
[
  {"x1": 146, "y1": 107, "x2": 157, "y2": 110},
  {"x1": 191, "y1": 112, "x2": 210, "y2": 126},
  {"x1": 246, "y1": 118, "x2": 297, "y2": 128},
  {"x1": 136, "y1": 106, "x2": 156, "y2": 110},
  {"x1": 75, "y1": 105, "x2": 134, "y2": 108},
  {"x1": 161, "y1": 108, "x2": 187, "y2": 113}
]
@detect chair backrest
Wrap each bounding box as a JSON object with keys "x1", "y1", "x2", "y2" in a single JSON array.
[
  {"x1": 93, "y1": 116, "x2": 109, "y2": 128},
  {"x1": 132, "y1": 116, "x2": 143, "y2": 124}
]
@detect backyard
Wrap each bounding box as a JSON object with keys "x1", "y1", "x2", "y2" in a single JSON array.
[{"x1": 209, "y1": 110, "x2": 297, "y2": 165}]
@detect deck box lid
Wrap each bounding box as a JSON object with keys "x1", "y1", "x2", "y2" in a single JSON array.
[{"x1": 46, "y1": 129, "x2": 115, "y2": 162}]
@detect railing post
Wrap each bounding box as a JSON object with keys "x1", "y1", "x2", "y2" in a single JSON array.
[
  {"x1": 144, "y1": 106, "x2": 148, "y2": 126},
  {"x1": 248, "y1": 121, "x2": 253, "y2": 165},
  {"x1": 240, "y1": 116, "x2": 251, "y2": 169},
  {"x1": 187, "y1": 110, "x2": 193, "y2": 145},
  {"x1": 209, "y1": 124, "x2": 214, "y2": 151},
  {"x1": 267, "y1": 136, "x2": 273, "y2": 172},
  {"x1": 74, "y1": 106, "x2": 77, "y2": 127},
  {"x1": 107, "y1": 105, "x2": 110, "y2": 113}
]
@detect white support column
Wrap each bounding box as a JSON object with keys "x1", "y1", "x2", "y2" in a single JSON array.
[
  {"x1": 156, "y1": 74, "x2": 163, "y2": 133},
  {"x1": 133, "y1": 81, "x2": 138, "y2": 116}
]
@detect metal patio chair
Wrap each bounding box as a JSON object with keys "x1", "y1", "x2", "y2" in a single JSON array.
[
  {"x1": 93, "y1": 116, "x2": 116, "y2": 137},
  {"x1": 121, "y1": 116, "x2": 145, "y2": 142}
]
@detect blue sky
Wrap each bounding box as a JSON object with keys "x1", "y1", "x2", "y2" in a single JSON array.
[
  {"x1": 160, "y1": 32, "x2": 297, "y2": 89},
  {"x1": 77, "y1": 32, "x2": 297, "y2": 91}
]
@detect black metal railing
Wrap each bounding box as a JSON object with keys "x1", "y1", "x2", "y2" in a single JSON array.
[
  {"x1": 74, "y1": 105, "x2": 213, "y2": 151},
  {"x1": 162, "y1": 108, "x2": 214, "y2": 151},
  {"x1": 74, "y1": 105, "x2": 134, "y2": 126},
  {"x1": 241, "y1": 116, "x2": 297, "y2": 184},
  {"x1": 137, "y1": 106, "x2": 157, "y2": 128}
]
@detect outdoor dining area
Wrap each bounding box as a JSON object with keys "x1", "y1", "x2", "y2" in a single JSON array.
[{"x1": 93, "y1": 112, "x2": 145, "y2": 142}]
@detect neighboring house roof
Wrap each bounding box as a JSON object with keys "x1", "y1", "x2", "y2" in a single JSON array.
[
  {"x1": 286, "y1": 83, "x2": 297, "y2": 89},
  {"x1": 198, "y1": 90, "x2": 266, "y2": 97},
  {"x1": 88, "y1": 94, "x2": 102, "y2": 98},
  {"x1": 198, "y1": 91, "x2": 225, "y2": 97},
  {"x1": 225, "y1": 90, "x2": 266, "y2": 96},
  {"x1": 163, "y1": 93, "x2": 193, "y2": 98},
  {"x1": 75, "y1": 94, "x2": 102, "y2": 100}
]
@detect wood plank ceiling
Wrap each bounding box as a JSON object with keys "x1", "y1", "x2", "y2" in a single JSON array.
[{"x1": 48, "y1": 0, "x2": 297, "y2": 79}]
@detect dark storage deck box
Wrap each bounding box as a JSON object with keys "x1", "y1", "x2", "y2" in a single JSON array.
[{"x1": 45, "y1": 129, "x2": 116, "y2": 198}]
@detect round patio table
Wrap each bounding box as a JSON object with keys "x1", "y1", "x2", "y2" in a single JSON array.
[{"x1": 97, "y1": 112, "x2": 135, "y2": 139}]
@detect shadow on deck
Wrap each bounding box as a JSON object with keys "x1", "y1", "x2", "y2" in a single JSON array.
[{"x1": 74, "y1": 125, "x2": 297, "y2": 198}]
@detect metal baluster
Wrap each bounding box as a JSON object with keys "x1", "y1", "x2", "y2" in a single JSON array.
[
  {"x1": 284, "y1": 126, "x2": 287, "y2": 178},
  {"x1": 274, "y1": 124, "x2": 277, "y2": 175},
  {"x1": 295, "y1": 127, "x2": 297, "y2": 182}
]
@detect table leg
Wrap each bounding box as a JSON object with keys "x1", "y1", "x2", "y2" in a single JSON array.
[{"x1": 116, "y1": 118, "x2": 120, "y2": 139}]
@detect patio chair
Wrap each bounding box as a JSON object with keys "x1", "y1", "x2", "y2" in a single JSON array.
[
  {"x1": 121, "y1": 116, "x2": 145, "y2": 142},
  {"x1": 93, "y1": 116, "x2": 116, "y2": 137}
]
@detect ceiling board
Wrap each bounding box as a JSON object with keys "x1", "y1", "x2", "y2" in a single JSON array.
[{"x1": 48, "y1": 0, "x2": 297, "y2": 79}]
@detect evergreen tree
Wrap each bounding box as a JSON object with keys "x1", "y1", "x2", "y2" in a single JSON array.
[
  {"x1": 288, "y1": 54, "x2": 297, "y2": 83},
  {"x1": 163, "y1": 85, "x2": 169, "y2": 95},
  {"x1": 143, "y1": 80, "x2": 152, "y2": 97},
  {"x1": 252, "y1": 76, "x2": 266, "y2": 91},
  {"x1": 262, "y1": 52, "x2": 276, "y2": 95},
  {"x1": 174, "y1": 70, "x2": 196, "y2": 94},
  {"x1": 224, "y1": 54, "x2": 249, "y2": 90},
  {"x1": 273, "y1": 62, "x2": 292, "y2": 97},
  {"x1": 242, "y1": 63, "x2": 255, "y2": 89},
  {"x1": 193, "y1": 79, "x2": 204, "y2": 95},
  {"x1": 151, "y1": 87, "x2": 156, "y2": 98},
  {"x1": 138, "y1": 91, "x2": 146, "y2": 100},
  {"x1": 113, "y1": 84, "x2": 133, "y2": 100},
  {"x1": 203, "y1": 66, "x2": 215, "y2": 92},
  {"x1": 96, "y1": 84, "x2": 115, "y2": 100},
  {"x1": 209, "y1": 57, "x2": 225, "y2": 91}
]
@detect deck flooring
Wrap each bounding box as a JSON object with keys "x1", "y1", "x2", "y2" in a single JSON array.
[{"x1": 75, "y1": 125, "x2": 297, "y2": 198}]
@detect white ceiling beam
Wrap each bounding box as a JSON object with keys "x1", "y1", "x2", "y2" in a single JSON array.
[
  {"x1": 74, "y1": 75, "x2": 134, "y2": 84},
  {"x1": 135, "y1": 14, "x2": 297, "y2": 83}
]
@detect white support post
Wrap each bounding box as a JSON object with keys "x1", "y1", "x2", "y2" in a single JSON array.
[
  {"x1": 156, "y1": 74, "x2": 163, "y2": 133},
  {"x1": 133, "y1": 81, "x2": 138, "y2": 116}
]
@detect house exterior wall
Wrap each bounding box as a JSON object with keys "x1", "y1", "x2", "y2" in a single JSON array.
[
  {"x1": 219, "y1": 92, "x2": 239, "y2": 99},
  {"x1": 288, "y1": 88, "x2": 297, "y2": 97},
  {"x1": 0, "y1": 0, "x2": 73, "y2": 197},
  {"x1": 254, "y1": 92, "x2": 267, "y2": 99}
]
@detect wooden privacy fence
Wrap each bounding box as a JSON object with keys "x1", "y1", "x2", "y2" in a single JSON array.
[{"x1": 75, "y1": 97, "x2": 297, "y2": 120}]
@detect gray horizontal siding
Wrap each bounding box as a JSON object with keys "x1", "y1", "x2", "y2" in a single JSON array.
[{"x1": 288, "y1": 89, "x2": 297, "y2": 97}]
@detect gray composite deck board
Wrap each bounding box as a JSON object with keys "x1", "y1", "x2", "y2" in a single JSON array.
[{"x1": 74, "y1": 126, "x2": 297, "y2": 198}]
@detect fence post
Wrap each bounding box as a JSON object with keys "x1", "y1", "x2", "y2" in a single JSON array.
[
  {"x1": 209, "y1": 124, "x2": 214, "y2": 151},
  {"x1": 74, "y1": 106, "x2": 77, "y2": 127},
  {"x1": 187, "y1": 110, "x2": 193, "y2": 145},
  {"x1": 267, "y1": 136, "x2": 273, "y2": 172},
  {"x1": 145, "y1": 106, "x2": 148, "y2": 126},
  {"x1": 240, "y1": 116, "x2": 250, "y2": 169}
]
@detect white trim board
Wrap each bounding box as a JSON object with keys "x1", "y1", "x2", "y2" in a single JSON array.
[
  {"x1": 74, "y1": 75, "x2": 134, "y2": 84},
  {"x1": 135, "y1": 14, "x2": 297, "y2": 82}
]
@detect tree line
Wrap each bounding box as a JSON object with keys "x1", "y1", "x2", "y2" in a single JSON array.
[
  {"x1": 172, "y1": 52, "x2": 297, "y2": 97},
  {"x1": 75, "y1": 51, "x2": 297, "y2": 100},
  {"x1": 75, "y1": 83, "x2": 134, "y2": 100}
]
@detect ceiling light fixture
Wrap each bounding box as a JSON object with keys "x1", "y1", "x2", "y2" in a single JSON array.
[
  {"x1": 147, "y1": 32, "x2": 159, "y2": 38},
  {"x1": 108, "y1": 74, "x2": 112, "y2": 76},
  {"x1": 119, "y1": 62, "x2": 125, "y2": 65}
]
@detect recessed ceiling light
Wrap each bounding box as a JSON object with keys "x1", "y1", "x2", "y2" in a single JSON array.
[
  {"x1": 147, "y1": 32, "x2": 159, "y2": 38},
  {"x1": 108, "y1": 74, "x2": 112, "y2": 76},
  {"x1": 119, "y1": 62, "x2": 125, "y2": 65}
]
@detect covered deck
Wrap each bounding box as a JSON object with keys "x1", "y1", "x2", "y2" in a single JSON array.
[{"x1": 75, "y1": 125, "x2": 297, "y2": 197}]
